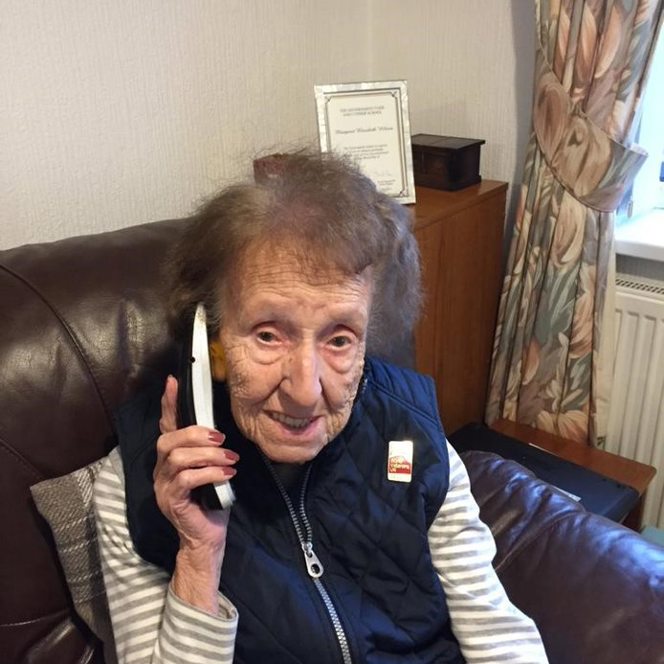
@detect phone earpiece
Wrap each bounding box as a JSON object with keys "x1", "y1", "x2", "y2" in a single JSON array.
[{"x1": 209, "y1": 339, "x2": 227, "y2": 381}]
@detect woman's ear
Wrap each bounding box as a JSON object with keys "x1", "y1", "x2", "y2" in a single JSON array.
[{"x1": 209, "y1": 339, "x2": 227, "y2": 381}]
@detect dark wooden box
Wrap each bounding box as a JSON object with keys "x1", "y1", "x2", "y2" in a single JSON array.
[{"x1": 411, "y1": 134, "x2": 485, "y2": 191}]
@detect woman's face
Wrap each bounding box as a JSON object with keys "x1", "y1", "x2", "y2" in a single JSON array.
[{"x1": 218, "y1": 243, "x2": 372, "y2": 464}]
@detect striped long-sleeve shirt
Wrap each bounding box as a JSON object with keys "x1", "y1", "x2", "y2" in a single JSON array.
[{"x1": 94, "y1": 444, "x2": 548, "y2": 663}]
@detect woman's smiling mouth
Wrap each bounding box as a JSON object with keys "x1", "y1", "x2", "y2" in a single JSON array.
[{"x1": 268, "y1": 411, "x2": 317, "y2": 430}]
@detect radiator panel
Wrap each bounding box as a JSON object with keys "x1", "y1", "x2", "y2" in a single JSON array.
[{"x1": 606, "y1": 276, "x2": 664, "y2": 529}]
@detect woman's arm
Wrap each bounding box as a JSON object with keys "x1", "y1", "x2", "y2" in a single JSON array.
[
  {"x1": 428, "y1": 443, "x2": 548, "y2": 663},
  {"x1": 94, "y1": 448, "x2": 238, "y2": 664}
]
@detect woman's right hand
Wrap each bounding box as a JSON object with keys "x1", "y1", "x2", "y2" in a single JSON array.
[{"x1": 153, "y1": 375, "x2": 238, "y2": 612}]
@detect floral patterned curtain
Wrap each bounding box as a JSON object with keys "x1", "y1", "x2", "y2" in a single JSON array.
[{"x1": 486, "y1": 0, "x2": 663, "y2": 444}]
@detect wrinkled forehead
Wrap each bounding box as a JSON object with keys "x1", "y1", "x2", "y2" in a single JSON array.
[{"x1": 220, "y1": 237, "x2": 374, "y2": 311}]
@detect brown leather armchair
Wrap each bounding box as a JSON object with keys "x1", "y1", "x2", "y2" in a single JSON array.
[{"x1": 1, "y1": 220, "x2": 663, "y2": 664}]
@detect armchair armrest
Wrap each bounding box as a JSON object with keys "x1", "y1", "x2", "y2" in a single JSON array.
[{"x1": 462, "y1": 451, "x2": 664, "y2": 664}]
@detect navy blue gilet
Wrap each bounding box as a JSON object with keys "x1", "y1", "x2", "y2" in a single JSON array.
[{"x1": 117, "y1": 357, "x2": 465, "y2": 664}]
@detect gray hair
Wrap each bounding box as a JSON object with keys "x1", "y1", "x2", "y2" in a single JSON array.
[{"x1": 166, "y1": 151, "x2": 421, "y2": 362}]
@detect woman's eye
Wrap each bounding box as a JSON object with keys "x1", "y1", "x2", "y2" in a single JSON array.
[
  {"x1": 256, "y1": 330, "x2": 277, "y2": 343},
  {"x1": 329, "y1": 335, "x2": 352, "y2": 349}
]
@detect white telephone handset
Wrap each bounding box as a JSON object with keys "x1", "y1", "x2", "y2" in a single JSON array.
[{"x1": 178, "y1": 303, "x2": 235, "y2": 510}]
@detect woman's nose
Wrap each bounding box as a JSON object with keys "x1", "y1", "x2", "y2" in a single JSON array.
[{"x1": 282, "y1": 343, "x2": 322, "y2": 408}]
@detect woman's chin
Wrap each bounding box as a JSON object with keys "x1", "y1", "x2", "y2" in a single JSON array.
[{"x1": 256, "y1": 438, "x2": 326, "y2": 465}]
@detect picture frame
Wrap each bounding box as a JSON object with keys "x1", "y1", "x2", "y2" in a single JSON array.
[{"x1": 314, "y1": 80, "x2": 416, "y2": 204}]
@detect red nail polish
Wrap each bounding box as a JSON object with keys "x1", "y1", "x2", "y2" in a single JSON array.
[{"x1": 208, "y1": 430, "x2": 224, "y2": 443}]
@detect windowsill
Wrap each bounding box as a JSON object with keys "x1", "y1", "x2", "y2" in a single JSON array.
[{"x1": 615, "y1": 209, "x2": 664, "y2": 262}]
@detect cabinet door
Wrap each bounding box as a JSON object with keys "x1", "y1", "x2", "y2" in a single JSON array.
[{"x1": 413, "y1": 182, "x2": 506, "y2": 434}]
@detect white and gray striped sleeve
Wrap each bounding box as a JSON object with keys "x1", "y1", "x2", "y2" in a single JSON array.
[
  {"x1": 93, "y1": 447, "x2": 238, "y2": 664},
  {"x1": 428, "y1": 442, "x2": 549, "y2": 663}
]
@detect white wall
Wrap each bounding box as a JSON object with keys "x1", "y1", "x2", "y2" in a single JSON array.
[
  {"x1": 1, "y1": 0, "x2": 534, "y2": 249},
  {"x1": 371, "y1": 0, "x2": 535, "y2": 223}
]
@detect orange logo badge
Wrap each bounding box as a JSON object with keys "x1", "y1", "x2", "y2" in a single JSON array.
[{"x1": 387, "y1": 440, "x2": 413, "y2": 482}]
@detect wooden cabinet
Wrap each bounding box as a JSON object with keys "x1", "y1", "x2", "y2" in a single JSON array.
[
  {"x1": 491, "y1": 418, "x2": 656, "y2": 530},
  {"x1": 412, "y1": 181, "x2": 507, "y2": 435}
]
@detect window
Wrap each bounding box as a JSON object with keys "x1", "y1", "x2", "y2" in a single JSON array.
[{"x1": 615, "y1": 27, "x2": 664, "y2": 262}]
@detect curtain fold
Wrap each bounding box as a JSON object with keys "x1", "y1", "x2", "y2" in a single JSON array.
[{"x1": 486, "y1": 0, "x2": 663, "y2": 444}]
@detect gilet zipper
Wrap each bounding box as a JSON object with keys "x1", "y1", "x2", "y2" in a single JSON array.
[{"x1": 263, "y1": 458, "x2": 353, "y2": 664}]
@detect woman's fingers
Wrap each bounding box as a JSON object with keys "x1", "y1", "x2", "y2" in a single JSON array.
[
  {"x1": 156, "y1": 425, "x2": 226, "y2": 458},
  {"x1": 154, "y1": 443, "x2": 237, "y2": 499},
  {"x1": 154, "y1": 375, "x2": 238, "y2": 534},
  {"x1": 154, "y1": 459, "x2": 235, "y2": 526},
  {"x1": 167, "y1": 465, "x2": 237, "y2": 494},
  {"x1": 154, "y1": 426, "x2": 238, "y2": 484},
  {"x1": 163, "y1": 445, "x2": 239, "y2": 473},
  {"x1": 159, "y1": 375, "x2": 179, "y2": 434}
]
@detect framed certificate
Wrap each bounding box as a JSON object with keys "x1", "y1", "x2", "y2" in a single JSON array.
[{"x1": 314, "y1": 80, "x2": 416, "y2": 204}]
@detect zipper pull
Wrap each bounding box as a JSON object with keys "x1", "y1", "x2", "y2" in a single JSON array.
[{"x1": 301, "y1": 541, "x2": 324, "y2": 578}]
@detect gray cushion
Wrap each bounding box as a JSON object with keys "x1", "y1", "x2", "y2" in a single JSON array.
[{"x1": 30, "y1": 459, "x2": 117, "y2": 664}]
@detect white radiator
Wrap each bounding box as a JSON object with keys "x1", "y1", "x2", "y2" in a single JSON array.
[{"x1": 606, "y1": 275, "x2": 664, "y2": 529}]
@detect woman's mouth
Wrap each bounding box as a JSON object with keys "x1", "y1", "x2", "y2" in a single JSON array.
[{"x1": 268, "y1": 411, "x2": 316, "y2": 431}]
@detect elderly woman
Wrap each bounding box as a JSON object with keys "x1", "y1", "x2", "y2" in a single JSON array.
[{"x1": 94, "y1": 153, "x2": 547, "y2": 663}]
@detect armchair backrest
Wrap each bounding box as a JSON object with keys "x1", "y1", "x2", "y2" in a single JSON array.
[{"x1": 0, "y1": 219, "x2": 187, "y2": 662}]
